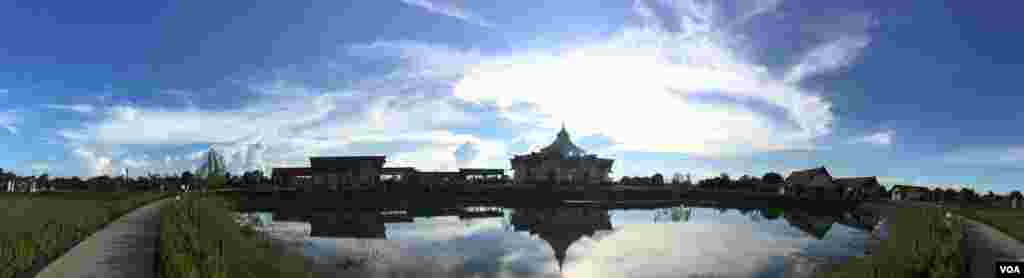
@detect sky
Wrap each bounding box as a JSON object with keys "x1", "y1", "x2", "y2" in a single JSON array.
[{"x1": 1, "y1": 0, "x2": 1023, "y2": 192}]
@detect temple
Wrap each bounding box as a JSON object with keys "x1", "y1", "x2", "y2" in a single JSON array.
[{"x1": 510, "y1": 125, "x2": 614, "y2": 185}]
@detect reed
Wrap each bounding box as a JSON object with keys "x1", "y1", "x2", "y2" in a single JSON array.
[
  {"x1": 157, "y1": 193, "x2": 317, "y2": 278},
  {"x1": 817, "y1": 206, "x2": 961, "y2": 278}
]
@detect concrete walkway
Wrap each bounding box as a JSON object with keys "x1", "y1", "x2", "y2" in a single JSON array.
[
  {"x1": 32, "y1": 198, "x2": 171, "y2": 278},
  {"x1": 961, "y1": 217, "x2": 1024, "y2": 278}
]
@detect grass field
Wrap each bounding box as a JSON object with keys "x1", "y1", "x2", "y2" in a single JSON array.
[
  {"x1": 157, "y1": 193, "x2": 319, "y2": 278},
  {"x1": 0, "y1": 192, "x2": 169, "y2": 278},
  {"x1": 954, "y1": 207, "x2": 1024, "y2": 241},
  {"x1": 817, "y1": 206, "x2": 961, "y2": 278}
]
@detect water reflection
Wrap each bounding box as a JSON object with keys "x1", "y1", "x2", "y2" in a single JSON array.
[
  {"x1": 238, "y1": 203, "x2": 879, "y2": 278},
  {"x1": 510, "y1": 207, "x2": 613, "y2": 268}
]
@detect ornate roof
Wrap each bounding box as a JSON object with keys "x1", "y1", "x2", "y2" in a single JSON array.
[{"x1": 538, "y1": 124, "x2": 586, "y2": 158}]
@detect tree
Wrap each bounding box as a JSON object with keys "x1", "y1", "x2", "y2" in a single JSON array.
[
  {"x1": 671, "y1": 173, "x2": 685, "y2": 185},
  {"x1": 196, "y1": 148, "x2": 228, "y2": 190},
  {"x1": 762, "y1": 172, "x2": 784, "y2": 184},
  {"x1": 37, "y1": 174, "x2": 50, "y2": 191},
  {"x1": 181, "y1": 171, "x2": 194, "y2": 191},
  {"x1": 718, "y1": 173, "x2": 732, "y2": 190},
  {"x1": 960, "y1": 187, "x2": 977, "y2": 202},
  {"x1": 1011, "y1": 190, "x2": 1023, "y2": 200},
  {"x1": 651, "y1": 173, "x2": 665, "y2": 186}
]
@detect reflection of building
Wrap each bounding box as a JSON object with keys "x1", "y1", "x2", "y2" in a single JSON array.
[
  {"x1": 510, "y1": 207, "x2": 612, "y2": 268},
  {"x1": 510, "y1": 125, "x2": 614, "y2": 185},
  {"x1": 308, "y1": 211, "x2": 388, "y2": 238},
  {"x1": 782, "y1": 209, "x2": 837, "y2": 239}
]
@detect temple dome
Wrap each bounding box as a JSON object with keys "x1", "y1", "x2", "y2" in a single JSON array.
[{"x1": 539, "y1": 124, "x2": 586, "y2": 158}]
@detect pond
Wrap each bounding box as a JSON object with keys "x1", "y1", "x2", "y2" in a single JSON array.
[{"x1": 238, "y1": 204, "x2": 882, "y2": 278}]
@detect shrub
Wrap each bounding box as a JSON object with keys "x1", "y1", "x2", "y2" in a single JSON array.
[{"x1": 157, "y1": 194, "x2": 316, "y2": 278}]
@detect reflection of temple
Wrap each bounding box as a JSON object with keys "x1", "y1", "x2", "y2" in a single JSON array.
[
  {"x1": 510, "y1": 207, "x2": 612, "y2": 268},
  {"x1": 510, "y1": 125, "x2": 614, "y2": 185}
]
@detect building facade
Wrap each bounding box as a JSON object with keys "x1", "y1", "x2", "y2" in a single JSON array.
[
  {"x1": 785, "y1": 167, "x2": 841, "y2": 200},
  {"x1": 510, "y1": 126, "x2": 614, "y2": 185},
  {"x1": 272, "y1": 156, "x2": 506, "y2": 191}
]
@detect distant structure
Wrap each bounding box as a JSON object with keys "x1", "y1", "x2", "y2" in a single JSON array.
[
  {"x1": 271, "y1": 156, "x2": 506, "y2": 191},
  {"x1": 785, "y1": 167, "x2": 886, "y2": 200},
  {"x1": 510, "y1": 125, "x2": 614, "y2": 185}
]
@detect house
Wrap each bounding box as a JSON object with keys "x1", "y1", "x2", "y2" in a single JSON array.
[
  {"x1": 785, "y1": 167, "x2": 842, "y2": 200},
  {"x1": 834, "y1": 177, "x2": 883, "y2": 200},
  {"x1": 890, "y1": 185, "x2": 930, "y2": 201}
]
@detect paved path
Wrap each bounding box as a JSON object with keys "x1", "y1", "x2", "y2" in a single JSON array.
[
  {"x1": 32, "y1": 198, "x2": 171, "y2": 278},
  {"x1": 961, "y1": 217, "x2": 1024, "y2": 278}
]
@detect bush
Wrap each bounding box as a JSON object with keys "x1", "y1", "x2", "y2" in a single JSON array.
[
  {"x1": 158, "y1": 194, "x2": 316, "y2": 278},
  {"x1": 0, "y1": 192, "x2": 168, "y2": 278},
  {"x1": 817, "y1": 206, "x2": 961, "y2": 278}
]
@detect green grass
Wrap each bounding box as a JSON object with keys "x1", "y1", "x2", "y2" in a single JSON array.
[
  {"x1": 157, "y1": 193, "x2": 318, "y2": 278},
  {"x1": 817, "y1": 206, "x2": 961, "y2": 278},
  {"x1": 0, "y1": 192, "x2": 169, "y2": 278},
  {"x1": 955, "y1": 207, "x2": 1024, "y2": 242}
]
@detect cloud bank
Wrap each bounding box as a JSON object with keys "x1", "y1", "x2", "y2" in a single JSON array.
[{"x1": 47, "y1": 0, "x2": 876, "y2": 177}]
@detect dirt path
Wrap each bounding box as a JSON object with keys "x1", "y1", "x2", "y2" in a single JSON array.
[{"x1": 32, "y1": 198, "x2": 170, "y2": 278}]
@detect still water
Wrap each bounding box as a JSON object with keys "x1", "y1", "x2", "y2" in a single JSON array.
[{"x1": 239, "y1": 204, "x2": 881, "y2": 278}]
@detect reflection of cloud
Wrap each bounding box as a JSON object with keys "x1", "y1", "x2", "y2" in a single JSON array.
[
  {"x1": 563, "y1": 223, "x2": 805, "y2": 278},
  {"x1": 309, "y1": 220, "x2": 558, "y2": 278}
]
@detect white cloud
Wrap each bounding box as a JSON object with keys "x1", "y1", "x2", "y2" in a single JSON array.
[
  {"x1": 785, "y1": 35, "x2": 872, "y2": 83},
  {"x1": 849, "y1": 130, "x2": 892, "y2": 146},
  {"x1": 454, "y1": 141, "x2": 480, "y2": 168},
  {"x1": 56, "y1": 84, "x2": 496, "y2": 176},
  {"x1": 398, "y1": 0, "x2": 495, "y2": 28},
  {"x1": 0, "y1": 110, "x2": 18, "y2": 135},
  {"x1": 45, "y1": 104, "x2": 96, "y2": 113},
  {"x1": 72, "y1": 147, "x2": 113, "y2": 177},
  {"x1": 49, "y1": 0, "x2": 877, "y2": 177},
  {"x1": 357, "y1": 0, "x2": 874, "y2": 157},
  {"x1": 943, "y1": 146, "x2": 1024, "y2": 166}
]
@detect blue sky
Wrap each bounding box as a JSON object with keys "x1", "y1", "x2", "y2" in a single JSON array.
[{"x1": 1, "y1": 0, "x2": 1023, "y2": 192}]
